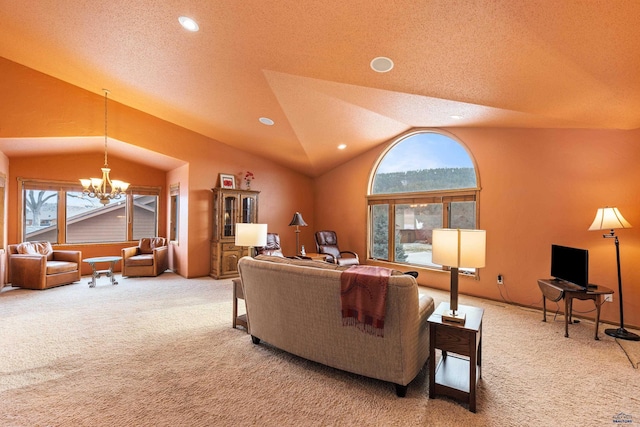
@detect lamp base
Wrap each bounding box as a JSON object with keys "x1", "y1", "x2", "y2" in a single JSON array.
[
  {"x1": 442, "y1": 310, "x2": 466, "y2": 324},
  {"x1": 605, "y1": 327, "x2": 640, "y2": 341}
]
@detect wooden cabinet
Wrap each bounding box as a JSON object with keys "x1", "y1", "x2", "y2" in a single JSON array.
[{"x1": 210, "y1": 188, "x2": 259, "y2": 279}]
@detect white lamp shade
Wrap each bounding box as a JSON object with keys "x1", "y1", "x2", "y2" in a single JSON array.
[
  {"x1": 589, "y1": 207, "x2": 632, "y2": 231},
  {"x1": 235, "y1": 223, "x2": 268, "y2": 247},
  {"x1": 432, "y1": 228, "x2": 486, "y2": 268}
]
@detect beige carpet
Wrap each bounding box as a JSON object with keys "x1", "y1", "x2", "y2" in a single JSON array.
[
  {"x1": 619, "y1": 339, "x2": 640, "y2": 369},
  {"x1": 1, "y1": 273, "x2": 639, "y2": 426}
]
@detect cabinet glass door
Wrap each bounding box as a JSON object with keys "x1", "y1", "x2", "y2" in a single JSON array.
[
  {"x1": 241, "y1": 195, "x2": 257, "y2": 224},
  {"x1": 223, "y1": 195, "x2": 237, "y2": 237}
]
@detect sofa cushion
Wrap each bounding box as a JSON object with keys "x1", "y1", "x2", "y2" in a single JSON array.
[
  {"x1": 139, "y1": 237, "x2": 166, "y2": 254},
  {"x1": 17, "y1": 241, "x2": 54, "y2": 260},
  {"x1": 125, "y1": 254, "x2": 154, "y2": 267},
  {"x1": 45, "y1": 260, "x2": 78, "y2": 275}
]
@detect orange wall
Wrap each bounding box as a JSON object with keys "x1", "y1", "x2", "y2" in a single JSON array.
[
  {"x1": 167, "y1": 164, "x2": 189, "y2": 276},
  {"x1": 315, "y1": 127, "x2": 640, "y2": 329},
  {"x1": 0, "y1": 57, "x2": 315, "y2": 278}
]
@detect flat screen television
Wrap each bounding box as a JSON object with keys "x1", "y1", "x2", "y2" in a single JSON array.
[{"x1": 550, "y1": 244, "x2": 589, "y2": 289}]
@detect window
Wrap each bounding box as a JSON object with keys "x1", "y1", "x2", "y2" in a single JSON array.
[
  {"x1": 132, "y1": 195, "x2": 158, "y2": 240},
  {"x1": 24, "y1": 190, "x2": 59, "y2": 243},
  {"x1": 65, "y1": 191, "x2": 126, "y2": 243},
  {"x1": 368, "y1": 130, "x2": 480, "y2": 271},
  {"x1": 19, "y1": 178, "x2": 160, "y2": 244},
  {"x1": 169, "y1": 183, "x2": 179, "y2": 242}
]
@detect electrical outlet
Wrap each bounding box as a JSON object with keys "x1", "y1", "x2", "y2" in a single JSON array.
[
  {"x1": 604, "y1": 294, "x2": 613, "y2": 303},
  {"x1": 497, "y1": 274, "x2": 504, "y2": 285}
]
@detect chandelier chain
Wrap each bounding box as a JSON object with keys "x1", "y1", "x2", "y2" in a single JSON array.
[
  {"x1": 79, "y1": 88, "x2": 129, "y2": 205},
  {"x1": 104, "y1": 89, "x2": 109, "y2": 167}
]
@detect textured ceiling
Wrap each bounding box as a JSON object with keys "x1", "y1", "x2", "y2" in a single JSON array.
[{"x1": 1, "y1": 0, "x2": 639, "y2": 176}]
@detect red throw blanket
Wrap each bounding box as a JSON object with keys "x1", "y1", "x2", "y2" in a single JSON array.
[{"x1": 340, "y1": 265, "x2": 392, "y2": 337}]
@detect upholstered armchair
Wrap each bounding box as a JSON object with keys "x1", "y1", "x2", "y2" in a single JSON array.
[
  {"x1": 7, "y1": 241, "x2": 82, "y2": 290},
  {"x1": 255, "y1": 233, "x2": 285, "y2": 257},
  {"x1": 314, "y1": 230, "x2": 359, "y2": 267},
  {"x1": 121, "y1": 237, "x2": 168, "y2": 277}
]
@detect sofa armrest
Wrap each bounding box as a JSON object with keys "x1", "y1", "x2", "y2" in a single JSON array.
[
  {"x1": 321, "y1": 253, "x2": 337, "y2": 263},
  {"x1": 339, "y1": 250, "x2": 359, "y2": 261},
  {"x1": 9, "y1": 254, "x2": 46, "y2": 284},
  {"x1": 153, "y1": 246, "x2": 169, "y2": 274},
  {"x1": 52, "y1": 250, "x2": 81, "y2": 264},
  {"x1": 418, "y1": 293, "x2": 435, "y2": 321},
  {"x1": 122, "y1": 246, "x2": 140, "y2": 260}
]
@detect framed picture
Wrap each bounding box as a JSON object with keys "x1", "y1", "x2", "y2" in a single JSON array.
[{"x1": 219, "y1": 173, "x2": 236, "y2": 189}]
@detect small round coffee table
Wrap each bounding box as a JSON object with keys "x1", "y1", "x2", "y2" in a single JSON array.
[{"x1": 83, "y1": 256, "x2": 122, "y2": 288}]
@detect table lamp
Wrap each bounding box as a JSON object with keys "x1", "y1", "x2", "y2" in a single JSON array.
[
  {"x1": 235, "y1": 223, "x2": 268, "y2": 258},
  {"x1": 432, "y1": 228, "x2": 486, "y2": 324},
  {"x1": 589, "y1": 207, "x2": 639, "y2": 341},
  {"x1": 288, "y1": 212, "x2": 308, "y2": 256}
]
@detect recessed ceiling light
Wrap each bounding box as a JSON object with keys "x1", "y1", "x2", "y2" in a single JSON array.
[
  {"x1": 259, "y1": 117, "x2": 274, "y2": 126},
  {"x1": 370, "y1": 57, "x2": 394, "y2": 73},
  {"x1": 178, "y1": 16, "x2": 199, "y2": 32},
  {"x1": 338, "y1": 144, "x2": 347, "y2": 150},
  {"x1": 450, "y1": 115, "x2": 463, "y2": 120}
]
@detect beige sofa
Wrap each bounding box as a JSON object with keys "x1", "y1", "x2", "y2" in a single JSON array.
[{"x1": 237, "y1": 255, "x2": 435, "y2": 396}]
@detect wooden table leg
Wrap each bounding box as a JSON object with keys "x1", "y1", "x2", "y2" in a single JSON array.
[
  {"x1": 594, "y1": 295, "x2": 601, "y2": 341},
  {"x1": 428, "y1": 325, "x2": 436, "y2": 398},
  {"x1": 564, "y1": 296, "x2": 570, "y2": 338},
  {"x1": 232, "y1": 282, "x2": 238, "y2": 328},
  {"x1": 469, "y1": 337, "x2": 477, "y2": 413},
  {"x1": 542, "y1": 295, "x2": 547, "y2": 322},
  {"x1": 478, "y1": 333, "x2": 482, "y2": 379}
]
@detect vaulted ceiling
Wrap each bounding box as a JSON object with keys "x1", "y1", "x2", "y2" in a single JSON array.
[{"x1": 1, "y1": 1, "x2": 639, "y2": 176}]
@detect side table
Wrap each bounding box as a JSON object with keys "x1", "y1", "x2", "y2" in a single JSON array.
[
  {"x1": 83, "y1": 256, "x2": 122, "y2": 288},
  {"x1": 298, "y1": 252, "x2": 329, "y2": 262},
  {"x1": 429, "y1": 302, "x2": 484, "y2": 413},
  {"x1": 232, "y1": 278, "x2": 248, "y2": 332},
  {"x1": 537, "y1": 279, "x2": 613, "y2": 340}
]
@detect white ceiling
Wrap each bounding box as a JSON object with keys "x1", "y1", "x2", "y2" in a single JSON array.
[{"x1": 1, "y1": 1, "x2": 639, "y2": 176}]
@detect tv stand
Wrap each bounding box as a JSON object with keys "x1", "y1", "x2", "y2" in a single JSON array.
[{"x1": 538, "y1": 279, "x2": 614, "y2": 340}]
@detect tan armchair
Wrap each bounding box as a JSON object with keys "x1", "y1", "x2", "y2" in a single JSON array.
[
  {"x1": 7, "y1": 241, "x2": 81, "y2": 290},
  {"x1": 122, "y1": 237, "x2": 168, "y2": 277}
]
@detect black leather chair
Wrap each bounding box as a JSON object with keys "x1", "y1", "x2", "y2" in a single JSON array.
[
  {"x1": 255, "y1": 233, "x2": 285, "y2": 257},
  {"x1": 314, "y1": 230, "x2": 359, "y2": 266}
]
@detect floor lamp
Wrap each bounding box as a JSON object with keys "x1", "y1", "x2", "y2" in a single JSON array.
[
  {"x1": 589, "y1": 207, "x2": 639, "y2": 341},
  {"x1": 432, "y1": 228, "x2": 486, "y2": 324},
  {"x1": 235, "y1": 223, "x2": 268, "y2": 258},
  {"x1": 288, "y1": 212, "x2": 307, "y2": 256}
]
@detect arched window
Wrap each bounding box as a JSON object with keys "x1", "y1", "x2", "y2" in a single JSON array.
[{"x1": 368, "y1": 130, "x2": 480, "y2": 270}]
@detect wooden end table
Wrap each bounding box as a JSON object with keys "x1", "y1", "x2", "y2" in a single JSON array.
[
  {"x1": 429, "y1": 302, "x2": 484, "y2": 413},
  {"x1": 298, "y1": 252, "x2": 329, "y2": 262},
  {"x1": 537, "y1": 279, "x2": 614, "y2": 340},
  {"x1": 232, "y1": 278, "x2": 248, "y2": 331}
]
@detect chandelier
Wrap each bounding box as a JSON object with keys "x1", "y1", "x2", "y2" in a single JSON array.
[{"x1": 79, "y1": 89, "x2": 130, "y2": 205}]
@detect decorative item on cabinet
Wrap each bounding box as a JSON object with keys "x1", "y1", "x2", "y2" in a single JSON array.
[
  {"x1": 243, "y1": 171, "x2": 255, "y2": 190},
  {"x1": 219, "y1": 173, "x2": 236, "y2": 189},
  {"x1": 210, "y1": 187, "x2": 259, "y2": 279}
]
